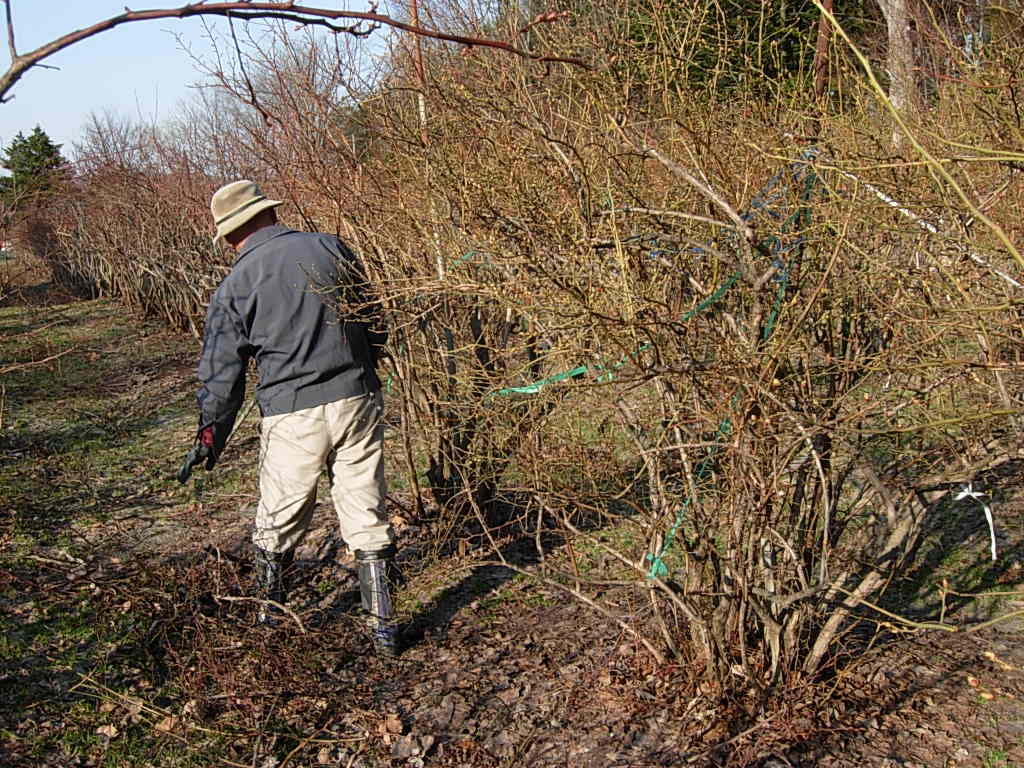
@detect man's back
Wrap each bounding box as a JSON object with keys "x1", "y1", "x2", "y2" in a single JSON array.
[{"x1": 198, "y1": 224, "x2": 380, "y2": 424}]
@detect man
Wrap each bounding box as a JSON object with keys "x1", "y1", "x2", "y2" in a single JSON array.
[{"x1": 180, "y1": 180, "x2": 399, "y2": 656}]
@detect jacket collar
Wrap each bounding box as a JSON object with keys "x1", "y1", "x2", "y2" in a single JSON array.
[{"x1": 233, "y1": 224, "x2": 293, "y2": 265}]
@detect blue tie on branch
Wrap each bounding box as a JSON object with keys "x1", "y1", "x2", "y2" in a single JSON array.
[
  {"x1": 485, "y1": 148, "x2": 819, "y2": 402},
  {"x1": 645, "y1": 149, "x2": 820, "y2": 580}
]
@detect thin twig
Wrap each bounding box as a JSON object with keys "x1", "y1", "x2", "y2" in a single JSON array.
[
  {"x1": 0, "y1": 346, "x2": 75, "y2": 376},
  {"x1": 599, "y1": 207, "x2": 728, "y2": 228},
  {"x1": 490, "y1": 560, "x2": 667, "y2": 664},
  {"x1": 278, "y1": 715, "x2": 338, "y2": 768},
  {"x1": 831, "y1": 585, "x2": 1000, "y2": 633},
  {"x1": 225, "y1": 10, "x2": 274, "y2": 126},
  {"x1": 687, "y1": 715, "x2": 778, "y2": 763},
  {"x1": 213, "y1": 594, "x2": 307, "y2": 634},
  {"x1": 2, "y1": 0, "x2": 16, "y2": 59}
]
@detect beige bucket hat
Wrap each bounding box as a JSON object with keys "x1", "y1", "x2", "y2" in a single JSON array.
[{"x1": 210, "y1": 180, "x2": 283, "y2": 246}]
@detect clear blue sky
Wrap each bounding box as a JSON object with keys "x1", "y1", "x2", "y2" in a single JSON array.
[
  {"x1": 0, "y1": 2, "x2": 225, "y2": 154},
  {"x1": 0, "y1": 1, "x2": 385, "y2": 157}
]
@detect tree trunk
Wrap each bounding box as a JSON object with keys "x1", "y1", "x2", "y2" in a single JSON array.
[
  {"x1": 877, "y1": 0, "x2": 917, "y2": 144},
  {"x1": 813, "y1": 0, "x2": 834, "y2": 103}
]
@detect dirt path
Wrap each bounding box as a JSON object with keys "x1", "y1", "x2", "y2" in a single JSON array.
[{"x1": 3, "y1": 291, "x2": 1024, "y2": 767}]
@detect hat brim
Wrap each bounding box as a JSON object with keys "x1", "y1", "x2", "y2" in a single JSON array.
[{"x1": 212, "y1": 197, "x2": 283, "y2": 247}]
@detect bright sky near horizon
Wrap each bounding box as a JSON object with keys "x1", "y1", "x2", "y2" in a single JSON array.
[{"x1": 0, "y1": 1, "x2": 383, "y2": 158}]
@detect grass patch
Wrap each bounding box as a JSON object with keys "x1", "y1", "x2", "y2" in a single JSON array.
[
  {"x1": 0, "y1": 297, "x2": 257, "y2": 548},
  {"x1": 983, "y1": 749, "x2": 1014, "y2": 768}
]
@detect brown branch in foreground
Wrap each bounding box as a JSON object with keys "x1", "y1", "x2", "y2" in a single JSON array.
[
  {"x1": 0, "y1": 1, "x2": 589, "y2": 103},
  {"x1": 2, "y1": 0, "x2": 17, "y2": 60},
  {"x1": 492, "y1": 560, "x2": 668, "y2": 665},
  {"x1": 833, "y1": 585, "x2": 1024, "y2": 635}
]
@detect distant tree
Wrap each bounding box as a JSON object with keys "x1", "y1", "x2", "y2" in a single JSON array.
[
  {"x1": 0, "y1": 126, "x2": 78, "y2": 291},
  {"x1": 0, "y1": 125, "x2": 66, "y2": 205}
]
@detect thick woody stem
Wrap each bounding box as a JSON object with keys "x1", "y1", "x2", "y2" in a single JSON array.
[{"x1": 812, "y1": 0, "x2": 833, "y2": 102}]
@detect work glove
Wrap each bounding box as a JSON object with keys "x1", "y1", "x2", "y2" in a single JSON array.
[{"x1": 178, "y1": 426, "x2": 217, "y2": 484}]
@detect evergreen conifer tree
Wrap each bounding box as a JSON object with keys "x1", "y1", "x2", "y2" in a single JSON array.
[{"x1": 1, "y1": 125, "x2": 66, "y2": 206}]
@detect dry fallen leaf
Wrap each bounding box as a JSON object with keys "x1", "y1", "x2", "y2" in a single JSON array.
[
  {"x1": 96, "y1": 724, "x2": 119, "y2": 739},
  {"x1": 384, "y1": 713, "x2": 403, "y2": 734},
  {"x1": 155, "y1": 715, "x2": 179, "y2": 733},
  {"x1": 125, "y1": 698, "x2": 143, "y2": 722}
]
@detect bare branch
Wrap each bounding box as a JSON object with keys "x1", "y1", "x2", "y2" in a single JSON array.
[
  {"x1": 642, "y1": 145, "x2": 758, "y2": 281},
  {"x1": 225, "y1": 9, "x2": 274, "y2": 126},
  {"x1": 213, "y1": 594, "x2": 306, "y2": 633},
  {"x1": 598, "y1": 207, "x2": 729, "y2": 228},
  {"x1": 493, "y1": 561, "x2": 668, "y2": 664},
  {"x1": 0, "y1": 346, "x2": 75, "y2": 376},
  {"x1": 0, "y1": 2, "x2": 588, "y2": 104},
  {"x1": 2, "y1": 0, "x2": 16, "y2": 59}
]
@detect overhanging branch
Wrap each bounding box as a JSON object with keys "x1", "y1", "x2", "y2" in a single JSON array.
[{"x1": 0, "y1": 1, "x2": 588, "y2": 103}]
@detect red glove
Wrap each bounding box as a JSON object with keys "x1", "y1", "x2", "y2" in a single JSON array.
[{"x1": 178, "y1": 426, "x2": 219, "y2": 483}]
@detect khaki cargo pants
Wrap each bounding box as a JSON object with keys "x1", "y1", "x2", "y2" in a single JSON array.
[{"x1": 253, "y1": 390, "x2": 394, "y2": 555}]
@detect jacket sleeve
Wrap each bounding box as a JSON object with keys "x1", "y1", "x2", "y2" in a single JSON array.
[{"x1": 195, "y1": 288, "x2": 251, "y2": 447}]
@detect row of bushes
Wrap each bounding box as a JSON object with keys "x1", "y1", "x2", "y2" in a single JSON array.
[{"x1": 24, "y1": 0, "x2": 1024, "y2": 689}]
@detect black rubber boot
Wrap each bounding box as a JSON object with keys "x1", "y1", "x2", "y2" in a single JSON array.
[
  {"x1": 254, "y1": 546, "x2": 294, "y2": 626},
  {"x1": 355, "y1": 544, "x2": 400, "y2": 657}
]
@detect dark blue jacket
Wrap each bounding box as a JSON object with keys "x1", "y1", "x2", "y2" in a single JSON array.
[{"x1": 196, "y1": 225, "x2": 385, "y2": 435}]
